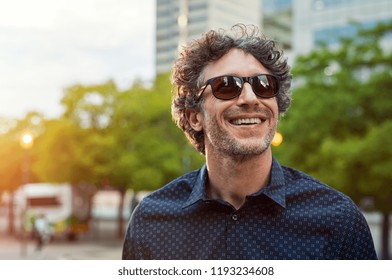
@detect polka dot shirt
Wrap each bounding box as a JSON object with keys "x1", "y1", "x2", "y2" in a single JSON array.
[{"x1": 122, "y1": 158, "x2": 377, "y2": 260}]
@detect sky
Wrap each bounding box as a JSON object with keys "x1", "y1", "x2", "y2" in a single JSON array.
[{"x1": 0, "y1": 0, "x2": 155, "y2": 119}]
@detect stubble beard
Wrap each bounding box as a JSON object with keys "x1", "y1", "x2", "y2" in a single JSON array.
[{"x1": 205, "y1": 114, "x2": 277, "y2": 161}]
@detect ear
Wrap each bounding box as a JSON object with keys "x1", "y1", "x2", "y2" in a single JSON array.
[{"x1": 185, "y1": 108, "x2": 203, "y2": 132}]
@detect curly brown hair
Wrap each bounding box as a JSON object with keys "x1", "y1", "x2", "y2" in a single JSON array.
[{"x1": 171, "y1": 24, "x2": 292, "y2": 155}]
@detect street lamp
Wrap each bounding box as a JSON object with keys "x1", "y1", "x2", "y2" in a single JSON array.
[
  {"x1": 20, "y1": 131, "x2": 34, "y2": 184},
  {"x1": 20, "y1": 131, "x2": 34, "y2": 150},
  {"x1": 19, "y1": 130, "x2": 34, "y2": 257}
]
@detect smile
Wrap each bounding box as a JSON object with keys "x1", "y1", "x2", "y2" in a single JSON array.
[{"x1": 230, "y1": 118, "x2": 263, "y2": 125}]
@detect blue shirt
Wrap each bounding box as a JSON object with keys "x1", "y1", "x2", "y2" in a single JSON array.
[{"x1": 122, "y1": 158, "x2": 377, "y2": 259}]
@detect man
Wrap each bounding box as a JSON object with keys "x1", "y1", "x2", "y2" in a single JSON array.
[
  {"x1": 122, "y1": 24, "x2": 377, "y2": 259},
  {"x1": 34, "y1": 214, "x2": 51, "y2": 251}
]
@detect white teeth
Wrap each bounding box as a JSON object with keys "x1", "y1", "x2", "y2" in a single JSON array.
[{"x1": 232, "y1": 118, "x2": 262, "y2": 125}]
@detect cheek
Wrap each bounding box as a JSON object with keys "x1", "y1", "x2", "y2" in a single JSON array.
[
  {"x1": 202, "y1": 99, "x2": 229, "y2": 123},
  {"x1": 268, "y1": 99, "x2": 279, "y2": 118}
]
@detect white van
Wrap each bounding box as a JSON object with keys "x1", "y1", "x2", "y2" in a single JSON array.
[{"x1": 14, "y1": 183, "x2": 89, "y2": 240}]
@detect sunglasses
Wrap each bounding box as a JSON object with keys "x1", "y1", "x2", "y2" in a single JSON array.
[{"x1": 199, "y1": 74, "x2": 279, "y2": 100}]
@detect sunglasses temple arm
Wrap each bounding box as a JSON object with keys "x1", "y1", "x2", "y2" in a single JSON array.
[{"x1": 197, "y1": 84, "x2": 208, "y2": 99}]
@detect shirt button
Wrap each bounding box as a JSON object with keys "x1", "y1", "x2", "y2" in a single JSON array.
[{"x1": 231, "y1": 214, "x2": 239, "y2": 221}]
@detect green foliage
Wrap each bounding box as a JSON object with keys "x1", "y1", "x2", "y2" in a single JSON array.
[
  {"x1": 0, "y1": 112, "x2": 44, "y2": 195},
  {"x1": 33, "y1": 119, "x2": 80, "y2": 183},
  {"x1": 30, "y1": 73, "x2": 203, "y2": 193},
  {"x1": 109, "y1": 73, "x2": 204, "y2": 191},
  {"x1": 275, "y1": 20, "x2": 392, "y2": 212},
  {"x1": 61, "y1": 81, "x2": 118, "y2": 130},
  {"x1": 0, "y1": 134, "x2": 25, "y2": 193}
]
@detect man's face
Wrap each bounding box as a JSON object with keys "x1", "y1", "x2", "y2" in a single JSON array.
[{"x1": 189, "y1": 48, "x2": 279, "y2": 159}]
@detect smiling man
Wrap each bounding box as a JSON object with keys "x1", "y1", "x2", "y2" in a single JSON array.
[{"x1": 122, "y1": 24, "x2": 377, "y2": 260}]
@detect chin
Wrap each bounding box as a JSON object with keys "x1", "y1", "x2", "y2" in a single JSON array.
[{"x1": 227, "y1": 140, "x2": 271, "y2": 157}]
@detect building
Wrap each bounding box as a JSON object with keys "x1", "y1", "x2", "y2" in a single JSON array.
[
  {"x1": 262, "y1": 0, "x2": 293, "y2": 50},
  {"x1": 156, "y1": 0, "x2": 391, "y2": 73},
  {"x1": 155, "y1": 0, "x2": 261, "y2": 74},
  {"x1": 261, "y1": 0, "x2": 392, "y2": 63},
  {"x1": 292, "y1": 0, "x2": 392, "y2": 56}
]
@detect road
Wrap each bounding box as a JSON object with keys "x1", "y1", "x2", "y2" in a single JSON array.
[
  {"x1": 0, "y1": 218, "x2": 125, "y2": 260},
  {"x1": 0, "y1": 234, "x2": 123, "y2": 260}
]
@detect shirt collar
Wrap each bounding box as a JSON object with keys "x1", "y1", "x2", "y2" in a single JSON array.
[
  {"x1": 182, "y1": 157, "x2": 286, "y2": 209},
  {"x1": 183, "y1": 165, "x2": 208, "y2": 208},
  {"x1": 251, "y1": 157, "x2": 286, "y2": 208}
]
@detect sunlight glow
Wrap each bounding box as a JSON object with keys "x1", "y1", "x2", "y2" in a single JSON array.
[
  {"x1": 272, "y1": 132, "x2": 283, "y2": 147},
  {"x1": 20, "y1": 132, "x2": 34, "y2": 149}
]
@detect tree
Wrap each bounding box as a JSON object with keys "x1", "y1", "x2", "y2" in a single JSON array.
[
  {"x1": 108, "y1": 74, "x2": 204, "y2": 237},
  {"x1": 32, "y1": 82, "x2": 119, "y2": 230},
  {"x1": 275, "y1": 21, "x2": 392, "y2": 259},
  {"x1": 0, "y1": 112, "x2": 43, "y2": 234},
  {"x1": 33, "y1": 75, "x2": 204, "y2": 238}
]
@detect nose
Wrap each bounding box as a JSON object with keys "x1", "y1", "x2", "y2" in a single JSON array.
[{"x1": 236, "y1": 82, "x2": 259, "y2": 106}]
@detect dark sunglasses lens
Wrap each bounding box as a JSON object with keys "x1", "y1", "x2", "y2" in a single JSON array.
[
  {"x1": 211, "y1": 76, "x2": 242, "y2": 100},
  {"x1": 252, "y1": 75, "x2": 278, "y2": 98}
]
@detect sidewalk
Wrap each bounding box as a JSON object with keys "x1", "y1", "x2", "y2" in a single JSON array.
[{"x1": 0, "y1": 234, "x2": 123, "y2": 260}]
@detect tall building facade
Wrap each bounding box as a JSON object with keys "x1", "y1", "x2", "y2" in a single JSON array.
[
  {"x1": 261, "y1": 0, "x2": 391, "y2": 62},
  {"x1": 262, "y1": 0, "x2": 293, "y2": 50},
  {"x1": 292, "y1": 0, "x2": 392, "y2": 56},
  {"x1": 156, "y1": 0, "x2": 391, "y2": 74},
  {"x1": 156, "y1": 0, "x2": 261, "y2": 74}
]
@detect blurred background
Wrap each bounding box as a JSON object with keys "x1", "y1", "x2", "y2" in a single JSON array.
[{"x1": 0, "y1": 0, "x2": 391, "y2": 260}]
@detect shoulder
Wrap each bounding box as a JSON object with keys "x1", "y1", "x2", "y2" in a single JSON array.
[
  {"x1": 132, "y1": 167, "x2": 202, "y2": 218},
  {"x1": 282, "y1": 165, "x2": 357, "y2": 209},
  {"x1": 281, "y1": 165, "x2": 377, "y2": 258},
  {"x1": 280, "y1": 165, "x2": 368, "y2": 226}
]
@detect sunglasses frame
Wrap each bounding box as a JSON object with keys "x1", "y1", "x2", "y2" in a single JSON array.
[{"x1": 198, "y1": 74, "x2": 280, "y2": 100}]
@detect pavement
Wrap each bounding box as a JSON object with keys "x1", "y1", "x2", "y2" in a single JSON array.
[
  {"x1": 0, "y1": 234, "x2": 124, "y2": 260},
  {"x1": 0, "y1": 209, "x2": 129, "y2": 260}
]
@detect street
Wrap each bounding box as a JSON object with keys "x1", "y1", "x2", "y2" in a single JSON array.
[
  {"x1": 0, "y1": 235, "x2": 123, "y2": 260},
  {"x1": 0, "y1": 219, "x2": 125, "y2": 260}
]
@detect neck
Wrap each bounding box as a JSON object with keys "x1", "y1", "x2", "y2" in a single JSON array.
[{"x1": 205, "y1": 148, "x2": 273, "y2": 210}]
